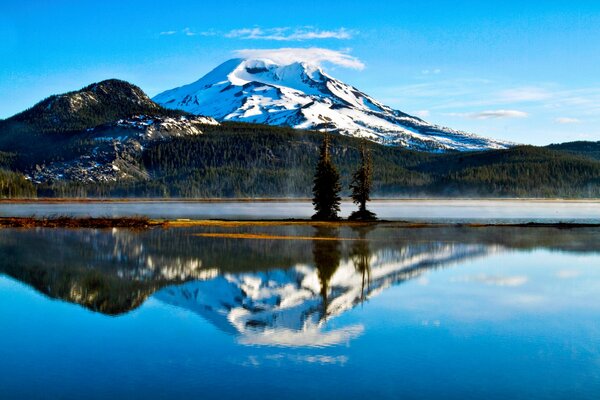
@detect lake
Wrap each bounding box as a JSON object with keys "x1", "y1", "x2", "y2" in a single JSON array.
[
  {"x1": 1, "y1": 199, "x2": 600, "y2": 223},
  {"x1": 1, "y1": 222, "x2": 600, "y2": 399}
]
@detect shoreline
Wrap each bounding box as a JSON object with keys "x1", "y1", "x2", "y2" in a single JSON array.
[
  {"x1": 2, "y1": 197, "x2": 600, "y2": 204},
  {"x1": 1, "y1": 216, "x2": 600, "y2": 229}
]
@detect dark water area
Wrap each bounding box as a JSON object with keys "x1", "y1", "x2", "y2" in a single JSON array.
[{"x1": 1, "y1": 224, "x2": 600, "y2": 399}]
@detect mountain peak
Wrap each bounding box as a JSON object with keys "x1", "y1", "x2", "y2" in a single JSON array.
[
  {"x1": 80, "y1": 79, "x2": 152, "y2": 101},
  {"x1": 8, "y1": 79, "x2": 180, "y2": 134},
  {"x1": 154, "y1": 59, "x2": 512, "y2": 152}
]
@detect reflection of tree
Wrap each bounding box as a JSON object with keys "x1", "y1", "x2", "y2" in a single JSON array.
[
  {"x1": 312, "y1": 226, "x2": 341, "y2": 320},
  {"x1": 350, "y1": 226, "x2": 374, "y2": 303}
]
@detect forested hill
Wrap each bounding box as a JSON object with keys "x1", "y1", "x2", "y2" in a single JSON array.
[
  {"x1": 546, "y1": 141, "x2": 600, "y2": 161},
  {"x1": 2, "y1": 122, "x2": 598, "y2": 198}
]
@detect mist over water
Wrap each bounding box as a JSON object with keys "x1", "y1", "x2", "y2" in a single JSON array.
[{"x1": 2, "y1": 199, "x2": 600, "y2": 223}]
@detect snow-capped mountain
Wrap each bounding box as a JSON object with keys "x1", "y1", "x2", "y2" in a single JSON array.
[{"x1": 154, "y1": 58, "x2": 511, "y2": 152}]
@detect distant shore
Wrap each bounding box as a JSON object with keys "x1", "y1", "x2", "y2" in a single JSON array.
[{"x1": 1, "y1": 197, "x2": 600, "y2": 203}]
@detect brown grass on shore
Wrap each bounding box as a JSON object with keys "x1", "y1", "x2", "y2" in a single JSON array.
[
  {"x1": 0, "y1": 198, "x2": 313, "y2": 204},
  {"x1": 0, "y1": 216, "x2": 159, "y2": 229},
  {"x1": 1, "y1": 217, "x2": 598, "y2": 230}
]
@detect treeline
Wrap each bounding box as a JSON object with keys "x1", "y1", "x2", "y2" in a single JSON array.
[
  {"x1": 0, "y1": 169, "x2": 36, "y2": 198},
  {"x1": 137, "y1": 124, "x2": 600, "y2": 198},
  {"x1": 4, "y1": 122, "x2": 600, "y2": 198},
  {"x1": 546, "y1": 141, "x2": 600, "y2": 161}
]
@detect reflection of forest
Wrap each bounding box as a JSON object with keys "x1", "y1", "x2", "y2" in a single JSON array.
[{"x1": 0, "y1": 225, "x2": 599, "y2": 316}]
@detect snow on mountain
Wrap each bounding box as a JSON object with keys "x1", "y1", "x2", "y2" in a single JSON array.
[
  {"x1": 28, "y1": 114, "x2": 219, "y2": 183},
  {"x1": 154, "y1": 243, "x2": 495, "y2": 347},
  {"x1": 154, "y1": 58, "x2": 511, "y2": 152}
]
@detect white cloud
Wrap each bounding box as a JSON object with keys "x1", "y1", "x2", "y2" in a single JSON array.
[
  {"x1": 233, "y1": 47, "x2": 365, "y2": 70},
  {"x1": 161, "y1": 28, "x2": 217, "y2": 37},
  {"x1": 447, "y1": 110, "x2": 529, "y2": 120},
  {"x1": 498, "y1": 87, "x2": 553, "y2": 102},
  {"x1": 555, "y1": 117, "x2": 580, "y2": 124},
  {"x1": 183, "y1": 27, "x2": 216, "y2": 37},
  {"x1": 414, "y1": 110, "x2": 430, "y2": 118},
  {"x1": 226, "y1": 27, "x2": 355, "y2": 41},
  {"x1": 422, "y1": 68, "x2": 441, "y2": 75}
]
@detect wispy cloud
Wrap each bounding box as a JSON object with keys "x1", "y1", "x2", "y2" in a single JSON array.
[
  {"x1": 556, "y1": 269, "x2": 582, "y2": 279},
  {"x1": 160, "y1": 28, "x2": 217, "y2": 37},
  {"x1": 447, "y1": 110, "x2": 529, "y2": 120},
  {"x1": 383, "y1": 81, "x2": 600, "y2": 114},
  {"x1": 555, "y1": 117, "x2": 581, "y2": 124},
  {"x1": 498, "y1": 87, "x2": 553, "y2": 102},
  {"x1": 183, "y1": 27, "x2": 217, "y2": 37},
  {"x1": 452, "y1": 274, "x2": 528, "y2": 287},
  {"x1": 159, "y1": 26, "x2": 355, "y2": 41},
  {"x1": 375, "y1": 77, "x2": 600, "y2": 145},
  {"x1": 232, "y1": 353, "x2": 349, "y2": 367},
  {"x1": 414, "y1": 110, "x2": 431, "y2": 118},
  {"x1": 234, "y1": 47, "x2": 365, "y2": 70},
  {"x1": 226, "y1": 27, "x2": 355, "y2": 41}
]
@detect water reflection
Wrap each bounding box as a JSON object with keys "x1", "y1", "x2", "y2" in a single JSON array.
[
  {"x1": 350, "y1": 226, "x2": 373, "y2": 303},
  {"x1": 313, "y1": 227, "x2": 342, "y2": 320},
  {"x1": 1, "y1": 224, "x2": 599, "y2": 342}
]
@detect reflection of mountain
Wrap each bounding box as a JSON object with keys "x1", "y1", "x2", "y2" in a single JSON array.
[
  {"x1": 154, "y1": 238, "x2": 492, "y2": 347},
  {"x1": 0, "y1": 228, "x2": 210, "y2": 315},
  {"x1": 1, "y1": 225, "x2": 599, "y2": 317}
]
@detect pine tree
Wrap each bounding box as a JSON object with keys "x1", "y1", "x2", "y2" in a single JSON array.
[
  {"x1": 349, "y1": 140, "x2": 377, "y2": 220},
  {"x1": 312, "y1": 134, "x2": 341, "y2": 220}
]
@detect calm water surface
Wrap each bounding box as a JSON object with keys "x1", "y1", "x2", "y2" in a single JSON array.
[
  {"x1": 2, "y1": 199, "x2": 600, "y2": 223},
  {"x1": 1, "y1": 224, "x2": 600, "y2": 399}
]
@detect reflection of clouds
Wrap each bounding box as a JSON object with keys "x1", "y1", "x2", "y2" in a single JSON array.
[
  {"x1": 556, "y1": 269, "x2": 582, "y2": 279},
  {"x1": 500, "y1": 294, "x2": 545, "y2": 306},
  {"x1": 421, "y1": 319, "x2": 441, "y2": 327},
  {"x1": 238, "y1": 325, "x2": 364, "y2": 348},
  {"x1": 296, "y1": 355, "x2": 349, "y2": 365},
  {"x1": 232, "y1": 353, "x2": 349, "y2": 368},
  {"x1": 452, "y1": 274, "x2": 528, "y2": 287}
]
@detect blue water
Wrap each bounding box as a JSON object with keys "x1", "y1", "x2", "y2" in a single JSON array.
[{"x1": 1, "y1": 225, "x2": 599, "y2": 399}]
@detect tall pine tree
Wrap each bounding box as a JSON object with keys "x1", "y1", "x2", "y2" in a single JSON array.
[
  {"x1": 312, "y1": 134, "x2": 341, "y2": 220},
  {"x1": 349, "y1": 140, "x2": 377, "y2": 220}
]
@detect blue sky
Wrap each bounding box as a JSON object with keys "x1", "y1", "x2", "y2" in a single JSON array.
[{"x1": 1, "y1": 0, "x2": 600, "y2": 145}]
